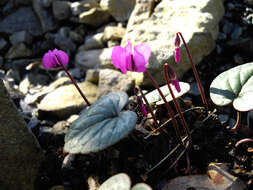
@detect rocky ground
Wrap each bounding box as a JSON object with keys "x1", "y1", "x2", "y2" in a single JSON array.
[{"x1": 0, "y1": 0, "x2": 253, "y2": 190}]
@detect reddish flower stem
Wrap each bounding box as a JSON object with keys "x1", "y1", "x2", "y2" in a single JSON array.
[
  {"x1": 146, "y1": 71, "x2": 183, "y2": 144},
  {"x1": 163, "y1": 63, "x2": 192, "y2": 146},
  {"x1": 235, "y1": 138, "x2": 253, "y2": 148},
  {"x1": 177, "y1": 32, "x2": 208, "y2": 110},
  {"x1": 135, "y1": 86, "x2": 160, "y2": 127},
  {"x1": 231, "y1": 111, "x2": 241, "y2": 131},
  {"x1": 55, "y1": 55, "x2": 91, "y2": 106}
]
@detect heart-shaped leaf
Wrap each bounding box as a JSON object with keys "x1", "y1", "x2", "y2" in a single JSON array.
[
  {"x1": 98, "y1": 173, "x2": 131, "y2": 190},
  {"x1": 64, "y1": 91, "x2": 137, "y2": 154},
  {"x1": 145, "y1": 82, "x2": 190, "y2": 105},
  {"x1": 132, "y1": 183, "x2": 152, "y2": 190},
  {"x1": 210, "y1": 62, "x2": 253, "y2": 111}
]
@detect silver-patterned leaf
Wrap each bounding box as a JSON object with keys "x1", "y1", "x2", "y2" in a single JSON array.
[{"x1": 64, "y1": 91, "x2": 137, "y2": 154}]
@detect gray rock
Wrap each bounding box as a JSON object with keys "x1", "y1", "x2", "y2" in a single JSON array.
[
  {"x1": 9, "y1": 31, "x2": 33, "y2": 45},
  {"x1": 19, "y1": 73, "x2": 50, "y2": 95},
  {"x1": 78, "y1": 33, "x2": 104, "y2": 51},
  {"x1": 32, "y1": 0, "x2": 57, "y2": 33},
  {"x1": 69, "y1": 31, "x2": 84, "y2": 44},
  {"x1": 24, "y1": 77, "x2": 72, "y2": 105},
  {"x1": 230, "y1": 24, "x2": 242, "y2": 39},
  {"x1": 0, "y1": 56, "x2": 3, "y2": 68},
  {"x1": 0, "y1": 37, "x2": 8, "y2": 51},
  {"x1": 52, "y1": 0, "x2": 71, "y2": 20},
  {"x1": 0, "y1": 79, "x2": 44, "y2": 190},
  {"x1": 54, "y1": 35, "x2": 77, "y2": 54},
  {"x1": 85, "y1": 69, "x2": 99, "y2": 84},
  {"x1": 58, "y1": 26, "x2": 71, "y2": 37},
  {"x1": 5, "y1": 43, "x2": 32, "y2": 59},
  {"x1": 103, "y1": 26, "x2": 126, "y2": 41},
  {"x1": 121, "y1": 0, "x2": 224, "y2": 85},
  {"x1": 5, "y1": 68, "x2": 21, "y2": 83},
  {"x1": 70, "y1": 1, "x2": 91, "y2": 16},
  {"x1": 223, "y1": 21, "x2": 234, "y2": 34},
  {"x1": 207, "y1": 163, "x2": 246, "y2": 190},
  {"x1": 0, "y1": 7, "x2": 42, "y2": 36},
  {"x1": 40, "y1": 0, "x2": 52, "y2": 8},
  {"x1": 162, "y1": 165, "x2": 246, "y2": 190},
  {"x1": 52, "y1": 121, "x2": 70, "y2": 135},
  {"x1": 75, "y1": 48, "x2": 113, "y2": 69},
  {"x1": 100, "y1": 0, "x2": 135, "y2": 22},
  {"x1": 97, "y1": 69, "x2": 135, "y2": 98},
  {"x1": 38, "y1": 81, "x2": 98, "y2": 119},
  {"x1": 56, "y1": 68, "x2": 83, "y2": 79},
  {"x1": 107, "y1": 40, "x2": 120, "y2": 47},
  {"x1": 79, "y1": 5, "x2": 111, "y2": 27}
]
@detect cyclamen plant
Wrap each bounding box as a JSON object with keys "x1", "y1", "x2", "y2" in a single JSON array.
[
  {"x1": 42, "y1": 48, "x2": 91, "y2": 106},
  {"x1": 111, "y1": 41, "x2": 183, "y2": 145}
]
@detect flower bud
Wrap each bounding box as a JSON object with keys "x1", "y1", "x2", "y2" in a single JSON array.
[{"x1": 174, "y1": 34, "x2": 180, "y2": 47}]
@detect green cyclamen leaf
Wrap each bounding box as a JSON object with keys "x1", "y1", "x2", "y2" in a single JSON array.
[
  {"x1": 145, "y1": 82, "x2": 190, "y2": 105},
  {"x1": 64, "y1": 91, "x2": 137, "y2": 154},
  {"x1": 98, "y1": 173, "x2": 131, "y2": 190},
  {"x1": 210, "y1": 62, "x2": 253, "y2": 111},
  {"x1": 132, "y1": 183, "x2": 152, "y2": 190}
]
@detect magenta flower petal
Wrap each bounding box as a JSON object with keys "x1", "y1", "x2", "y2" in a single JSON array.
[
  {"x1": 42, "y1": 49, "x2": 69, "y2": 69},
  {"x1": 111, "y1": 41, "x2": 151, "y2": 74},
  {"x1": 111, "y1": 46, "x2": 127, "y2": 74},
  {"x1": 140, "y1": 103, "x2": 148, "y2": 117},
  {"x1": 53, "y1": 49, "x2": 69, "y2": 66},
  {"x1": 42, "y1": 50, "x2": 54, "y2": 69},
  {"x1": 134, "y1": 43, "x2": 151, "y2": 63},
  {"x1": 133, "y1": 43, "x2": 151, "y2": 72},
  {"x1": 172, "y1": 79, "x2": 181, "y2": 93},
  {"x1": 125, "y1": 41, "x2": 133, "y2": 71},
  {"x1": 174, "y1": 47, "x2": 180, "y2": 63}
]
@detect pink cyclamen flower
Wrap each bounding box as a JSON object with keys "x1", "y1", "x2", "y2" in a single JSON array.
[
  {"x1": 171, "y1": 78, "x2": 181, "y2": 93},
  {"x1": 42, "y1": 48, "x2": 69, "y2": 69},
  {"x1": 174, "y1": 34, "x2": 181, "y2": 63},
  {"x1": 174, "y1": 47, "x2": 180, "y2": 63},
  {"x1": 167, "y1": 65, "x2": 181, "y2": 93},
  {"x1": 111, "y1": 41, "x2": 151, "y2": 74}
]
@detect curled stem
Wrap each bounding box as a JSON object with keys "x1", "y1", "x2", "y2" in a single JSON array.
[
  {"x1": 163, "y1": 63, "x2": 192, "y2": 146},
  {"x1": 176, "y1": 32, "x2": 208, "y2": 110},
  {"x1": 146, "y1": 71, "x2": 183, "y2": 144},
  {"x1": 231, "y1": 111, "x2": 241, "y2": 131},
  {"x1": 235, "y1": 138, "x2": 253, "y2": 148},
  {"x1": 135, "y1": 86, "x2": 160, "y2": 127},
  {"x1": 55, "y1": 55, "x2": 91, "y2": 106}
]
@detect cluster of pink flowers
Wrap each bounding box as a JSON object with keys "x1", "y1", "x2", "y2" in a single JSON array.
[{"x1": 42, "y1": 36, "x2": 181, "y2": 117}]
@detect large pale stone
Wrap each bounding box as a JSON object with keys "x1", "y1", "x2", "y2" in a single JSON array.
[
  {"x1": 121, "y1": 0, "x2": 225, "y2": 85},
  {"x1": 97, "y1": 69, "x2": 135, "y2": 98},
  {"x1": 100, "y1": 0, "x2": 135, "y2": 21},
  {"x1": 75, "y1": 48, "x2": 113, "y2": 70},
  {"x1": 0, "y1": 79, "x2": 43, "y2": 190},
  {"x1": 38, "y1": 81, "x2": 98, "y2": 119}
]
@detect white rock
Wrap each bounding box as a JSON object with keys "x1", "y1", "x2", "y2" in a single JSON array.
[
  {"x1": 100, "y1": 0, "x2": 135, "y2": 21},
  {"x1": 75, "y1": 48, "x2": 113, "y2": 70},
  {"x1": 121, "y1": 0, "x2": 225, "y2": 85}
]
